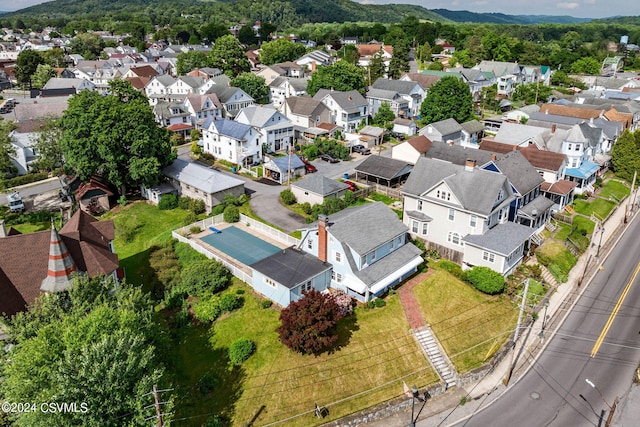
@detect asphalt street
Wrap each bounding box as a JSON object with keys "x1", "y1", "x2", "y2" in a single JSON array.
[{"x1": 451, "y1": 213, "x2": 640, "y2": 427}]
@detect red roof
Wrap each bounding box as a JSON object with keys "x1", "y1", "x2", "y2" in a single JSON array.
[
  {"x1": 540, "y1": 180, "x2": 578, "y2": 195},
  {"x1": 167, "y1": 123, "x2": 194, "y2": 131}
]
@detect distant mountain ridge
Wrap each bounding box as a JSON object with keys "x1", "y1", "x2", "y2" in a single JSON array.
[{"x1": 432, "y1": 9, "x2": 592, "y2": 24}]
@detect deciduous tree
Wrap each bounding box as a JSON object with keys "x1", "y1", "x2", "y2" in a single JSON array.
[
  {"x1": 260, "y1": 38, "x2": 307, "y2": 65},
  {"x1": 306, "y1": 60, "x2": 365, "y2": 96},
  {"x1": 15, "y1": 49, "x2": 43, "y2": 88},
  {"x1": 30, "y1": 116, "x2": 63, "y2": 173},
  {"x1": 570, "y1": 57, "x2": 601, "y2": 75},
  {"x1": 209, "y1": 35, "x2": 250, "y2": 77},
  {"x1": 31, "y1": 63, "x2": 56, "y2": 89},
  {"x1": 231, "y1": 72, "x2": 269, "y2": 103},
  {"x1": 59, "y1": 80, "x2": 175, "y2": 195},
  {"x1": 611, "y1": 130, "x2": 640, "y2": 182},
  {"x1": 276, "y1": 289, "x2": 344, "y2": 355},
  {"x1": 0, "y1": 120, "x2": 17, "y2": 179},
  {"x1": 176, "y1": 50, "x2": 210, "y2": 75},
  {"x1": 419, "y1": 76, "x2": 473, "y2": 125},
  {"x1": 373, "y1": 101, "x2": 395, "y2": 129}
]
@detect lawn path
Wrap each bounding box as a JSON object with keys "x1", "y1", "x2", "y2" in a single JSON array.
[{"x1": 398, "y1": 270, "x2": 434, "y2": 329}]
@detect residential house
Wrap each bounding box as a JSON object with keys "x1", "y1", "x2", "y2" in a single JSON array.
[
  {"x1": 153, "y1": 101, "x2": 192, "y2": 138},
  {"x1": 473, "y1": 61, "x2": 524, "y2": 85},
  {"x1": 186, "y1": 67, "x2": 223, "y2": 80},
  {"x1": 201, "y1": 118, "x2": 262, "y2": 168},
  {"x1": 269, "y1": 76, "x2": 309, "y2": 108},
  {"x1": 40, "y1": 77, "x2": 95, "y2": 96},
  {"x1": 314, "y1": 89, "x2": 368, "y2": 133},
  {"x1": 392, "y1": 135, "x2": 432, "y2": 165},
  {"x1": 357, "y1": 43, "x2": 393, "y2": 69},
  {"x1": 419, "y1": 118, "x2": 463, "y2": 144},
  {"x1": 447, "y1": 68, "x2": 496, "y2": 101},
  {"x1": 402, "y1": 157, "x2": 534, "y2": 275},
  {"x1": 204, "y1": 84, "x2": 255, "y2": 118},
  {"x1": 9, "y1": 121, "x2": 45, "y2": 175},
  {"x1": 282, "y1": 96, "x2": 332, "y2": 129},
  {"x1": 161, "y1": 158, "x2": 245, "y2": 213},
  {"x1": 291, "y1": 174, "x2": 349, "y2": 205},
  {"x1": 167, "y1": 76, "x2": 205, "y2": 97},
  {"x1": 400, "y1": 73, "x2": 442, "y2": 92},
  {"x1": 0, "y1": 210, "x2": 119, "y2": 317},
  {"x1": 256, "y1": 62, "x2": 305, "y2": 85},
  {"x1": 70, "y1": 176, "x2": 114, "y2": 215},
  {"x1": 183, "y1": 93, "x2": 223, "y2": 128},
  {"x1": 145, "y1": 75, "x2": 176, "y2": 105},
  {"x1": 295, "y1": 50, "x2": 332, "y2": 71},
  {"x1": 251, "y1": 247, "x2": 332, "y2": 307},
  {"x1": 367, "y1": 78, "x2": 425, "y2": 118},
  {"x1": 235, "y1": 105, "x2": 295, "y2": 153},
  {"x1": 263, "y1": 154, "x2": 305, "y2": 184},
  {"x1": 121, "y1": 64, "x2": 159, "y2": 80},
  {"x1": 460, "y1": 120, "x2": 485, "y2": 148},
  {"x1": 392, "y1": 118, "x2": 417, "y2": 137},
  {"x1": 298, "y1": 203, "x2": 423, "y2": 301}
]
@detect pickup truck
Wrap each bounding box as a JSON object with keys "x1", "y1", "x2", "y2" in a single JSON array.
[{"x1": 352, "y1": 144, "x2": 371, "y2": 155}]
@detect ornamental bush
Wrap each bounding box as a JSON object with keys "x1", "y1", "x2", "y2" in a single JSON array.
[
  {"x1": 158, "y1": 194, "x2": 178, "y2": 210},
  {"x1": 223, "y1": 205, "x2": 240, "y2": 222},
  {"x1": 192, "y1": 295, "x2": 222, "y2": 323},
  {"x1": 464, "y1": 266, "x2": 505, "y2": 295},
  {"x1": 229, "y1": 338, "x2": 256, "y2": 364},
  {"x1": 219, "y1": 293, "x2": 242, "y2": 312},
  {"x1": 280, "y1": 189, "x2": 296, "y2": 205},
  {"x1": 179, "y1": 259, "x2": 232, "y2": 296}
]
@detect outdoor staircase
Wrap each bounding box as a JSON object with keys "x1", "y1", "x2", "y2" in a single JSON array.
[
  {"x1": 545, "y1": 219, "x2": 558, "y2": 232},
  {"x1": 531, "y1": 232, "x2": 544, "y2": 246},
  {"x1": 564, "y1": 205, "x2": 575, "y2": 215},
  {"x1": 540, "y1": 264, "x2": 559, "y2": 289},
  {"x1": 413, "y1": 326, "x2": 458, "y2": 389}
]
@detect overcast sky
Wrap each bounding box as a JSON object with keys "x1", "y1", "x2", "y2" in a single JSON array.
[{"x1": 0, "y1": 0, "x2": 638, "y2": 18}]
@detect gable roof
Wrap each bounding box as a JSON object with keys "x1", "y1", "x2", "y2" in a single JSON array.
[
  {"x1": 127, "y1": 65, "x2": 158, "y2": 78},
  {"x1": 539, "y1": 103, "x2": 603, "y2": 120},
  {"x1": 371, "y1": 78, "x2": 422, "y2": 93},
  {"x1": 401, "y1": 73, "x2": 441, "y2": 89},
  {"x1": 403, "y1": 157, "x2": 511, "y2": 216},
  {"x1": 490, "y1": 150, "x2": 544, "y2": 195},
  {"x1": 250, "y1": 247, "x2": 331, "y2": 290},
  {"x1": 480, "y1": 139, "x2": 566, "y2": 172},
  {"x1": 292, "y1": 174, "x2": 348, "y2": 196},
  {"x1": 406, "y1": 135, "x2": 432, "y2": 153},
  {"x1": 284, "y1": 96, "x2": 327, "y2": 117},
  {"x1": 313, "y1": 89, "x2": 366, "y2": 110},
  {"x1": 425, "y1": 141, "x2": 495, "y2": 166},
  {"x1": 206, "y1": 118, "x2": 254, "y2": 140},
  {"x1": 355, "y1": 156, "x2": 413, "y2": 181},
  {"x1": 463, "y1": 222, "x2": 535, "y2": 256},
  {"x1": 423, "y1": 118, "x2": 462, "y2": 135},
  {"x1": 162, "y1": 158, "x2": 244, "y2": 194},
  {"x1": 268, "y1": 155, "x2": 305, "y2": 171},
  {"x1": 236, "y1": 105, "x2": 291, "y2": 128},
  {"x1": 461, "y1": 119, "x2": 485, "y2": 134}
]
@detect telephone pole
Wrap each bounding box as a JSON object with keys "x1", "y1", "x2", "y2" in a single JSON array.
[
  {"x1": 153, "y1": 385, "x2": 163, "y2": 427},
  {"x1": 144, "y1": 385, "x2": 173, "y2": 426}
]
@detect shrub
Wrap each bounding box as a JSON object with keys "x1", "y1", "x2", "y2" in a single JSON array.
[
  {"x1": 212, "y1": 204, "x2": 225, "y2": 215},
  {"x1": 219, "y1": 293, "x2": 242, "y2": 312},
  {"x1": 229, "y1": 338, "x2": 256, "y2": 364},
  {"x1": 178, "y1": 196, "x2": 191, "y2": 210},
  {"x1": 464, "y1": 266, "x2": 505, "y2": 295},
  {"x1": 236, "y1": 289, "x2": 245, "y2": 295},
  {"x1": 304, "y1": 144, "x2": 319, "y2": 160},
  {"x1": 261, "y1": 300, "x2": 273, "y2": 309},
  {"x1": 223, "y1": 205, "x2": 240, "y2": 222},
  {"x1": 373, "y1": 298, "x2": 386, "y2": 308},
  {"x1": 300, "y1": 202, "x2": 312, "y2": 215},
  {"x1": 189, "y1": 226, "x2": 202, "y2": 234},
  {"x1": 439, "y1": 260, "x2": 463, "y2": 278},
  {"x1": 222, "y1": 194, "x2": 241, "y2": 207},
  {"x1": 425, "y1": 248, "x2": 440, "y2": 260},
  {"x1": 192, "y1": 295, "x2": 222, "y2": 323},
  {"x1": 179, "y1": 259, "x2": 232, "y2": 296},
  {"x1": 148, "y1": 242, "x2": 181, "y2": 294},
  {"x1": 344, "y1": 190, "x2": 356, "y2": 205},
  {"x1": 173, "y1": 307, "x2": 191, "y2": 328},
  {"x1": 237, "y1": 193, "x2": 250, "y2": 205},
  {"x1": 158, "y1": 194, "x2": 178, "y2": 210},
  {"x1": 204, "y1": 415, "x2": 225, "y2": 427},
  {"x1": 118, "y1": 195, "x2": 128, "y2": 207},
  {"x1": 189, "y1": 198, "x2": 206, "y2": 214},
  {"x1": 332, "y1": 290, "x2": 354, "y2": 317},
  {"x1": 197, "y1": 373, "x2": 219, "y2": 395},
  {"x1": 280, "y1": 189, "x2": 296, "y2": 205},
  {"x1": 183, "y1": 211, "x2": 197, "y2": 226}
]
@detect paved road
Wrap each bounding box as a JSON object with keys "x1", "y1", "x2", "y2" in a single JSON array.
[
  {"x1": 0, "y1": 178, "x2": 62, "y2": 205},
  {"x1": 452, "y1": 214, "x2": 640, "y2": 427}
]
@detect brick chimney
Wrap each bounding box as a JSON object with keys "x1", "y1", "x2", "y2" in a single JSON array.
[
  {"x1": 551, "y1": 124, "x2": 556, "y2": 134},
  {"x1": 465, "y1": 159, "x2": 476, "y2": 171},
  {"x1": 317, "y1": 214, "x2": 329, "y2": 262},
  {"x1": 491, "y1": 154, "x2": 497, "y2": 161}
]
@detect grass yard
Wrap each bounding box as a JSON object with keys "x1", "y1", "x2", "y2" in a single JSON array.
[
  {"x1": 182, "y1": 284, "x2": 438, "y2": 427},
  {"x1": 598, "y1": 179, "x2": 630, "y2": 201},
  {"x1": 535, "y1": 240, "x2": 577, "y2": 283},
  {"x1": 109, "y1": 202, "x2": 193, "y2": 287},
  {"x1": 411, "y1": 270, "x2": 518, "y2": 373},
  {"x1": 573, "y1": 198, "x2": 615, "y2": 219},
  {"x1": 368, "y1": 192, "x2": 399, "y2": 205}
]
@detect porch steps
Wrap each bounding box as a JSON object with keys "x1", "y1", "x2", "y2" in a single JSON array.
[
  {"x1": 545, "y1": 220, "x2": 558, "y2": 232},
  {"x1": 413, "y1": 326, "x2": 458, "y2": 389},
  {"x1": 531, "y1": 232, "x2": 544, "y2": 246},
  {"x1": 540, "y1": 265, "x2": 559, "y2": 289},
  {"x1": 564, "y1": 205, "x2": 575, "y2": 215}
]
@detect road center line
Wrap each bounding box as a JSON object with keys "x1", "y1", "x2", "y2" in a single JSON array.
[{"x1": 590, "y1": 261, "x2": 640, "y2": 357}]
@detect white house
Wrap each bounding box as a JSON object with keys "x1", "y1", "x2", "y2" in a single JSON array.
[
  {"x1": 269, "y1": 77, "x2": 309, "y2": 109},
  {"x1": 291, "y1": 174, "x2": 349, "y2": 205},
  {"x1": 281, "y1": 96, "x2": 332, "y2": 129},
  {"x1": 201, "y1": 118, "x2": 262, "y2": 167},
  {"x1": 392, "y1": 118, "x2": 417, "y2": 137},
  {"x1": 313, "y1": 89, "x2": 368, "y2": 133},
  {"x1": 235, "y1": 105, "x2": 295, "y2": 153},
  {"x1": 367, "y1": 78, "x2": 425, "y2": 118},
  {"x1": 392, "y1": 135, "x2": 432, "y2": 165}
]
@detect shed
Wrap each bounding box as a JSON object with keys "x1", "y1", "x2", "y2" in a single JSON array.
[
  {"x1": 354, "y1": 156, "x2": 413, "y2": 188},
  {"x1": 263, "y1": 155, "x2": 305, "y2": 184},
  {"x1": 291, "y1": 174, "x2": 349, "y2": 205}
]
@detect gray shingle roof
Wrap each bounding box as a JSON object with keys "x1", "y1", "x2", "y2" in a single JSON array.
[
  {"x1": 491, "y1": 150, "x2": 543, "y2": 195},
  {"x1": 371, "y1": 78, "x2": 422, "y2": 93},
  {"x1": 355, "y1": 156, "x2": 413, "y2": 180},
  {"x1": 425, "y1": 141, "x2": 495, "y2": 166},
  {"x1": 354, "y1": 243, "x2": 422, "y2": 286},
  {"x1": 250, "y1": 247, "x2": 331, "y2": 290},
  {"x1": 461, "y1": 119, "x2": 485, "y2": 134},
  {"x1": 314, "y1": 89, "x2": 366, "y2": 109},
  {"x1": 208, "y1": 118, "x2": 254, "y2": 140},
  {"x1": 424, "y1": 118, "x2": 462, "y2": 134},
  {"x1": 285, "y1": 96, "x2": 326, "y2": 117},
  {"x1": 292, "y1": 174, "x2": 348, "y2": 196},
  {"x1": 162, "y1": 158, "x2": 244, "y2": 194},
  {"x1": 236, "y1": 106, "x2": 291, "y2": 128},
  {"x1": 403, "y1": 157, "x2": 512, "y2": 216},
  {"x1": 462, "y1": 222, "x2": 535, "y2": 256},
  {"x1": 366, "y1": 88, "x2": 400, "y2": 101}
]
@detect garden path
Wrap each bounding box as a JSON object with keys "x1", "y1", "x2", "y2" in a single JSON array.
[{"x1": 398, "y1": 270, "x2": 433, "y2": 329}]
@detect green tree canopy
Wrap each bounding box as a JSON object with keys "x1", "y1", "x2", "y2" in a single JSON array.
[
  {"x1": 0, "y1": 120, "x2": 17, "y2": 179},
  {"x1": 387, "y1": 40, "x2": 410, "y2": 79},
  {"x1": 69, "y1": 32, "x2": 106, "y2": 60},
  {"x1": 366, "y1": 51, "x2": 386, "y2": 86},
  {"x1": 176, "y1": 50, "x2": 210, "y2": 76},
  {"x1": 200, "y1": 23, "x2": 230, "y2": 43},
  {"x1": 59, "y1": 80, "x2": 175, "y2": 194},
  {"x1": 419, "y1": 76, "x2": 473, "y2": 125},
  {"x1": 260, "y1": 38, "x2": 307, "y2": 65},
  {"x1": 340, "y1": 44, "x2": 360, "y2": 65},
  {"x1": 209, "y1": 34, "x2": 250, "y2": 77},
  {"x1": 30, "y1": 116, "x2": 63, "y2": 173},
  {"x1": 512, "y1": 83, "x2": 553, "y2": 105},
  {"x1": 231, "y1": 72, "x2": 269, "y2": 103},
  {"x1": 238, "y1": 25, "x2": 257, "y2": 46},
  {"x1": 611, "y1": 129, "x2": 640, "y2": 182},
  {"x1": 15, "y1": 49, "x2": 43, "y2": 88},
  {"x1": 372, "y1": 101, "x2": 395, "y2": 128},
  {"x1": 306, "y1": 60, "x2": 365, "y2": 96},
  {"x1": 31, "y1": 63, "x2": 56, "y2": 89},
  {"x1": 0, "y1": 276, "x2": 171, "y2": 427},
  {"x1": 570, "y1": 57, "x2": 601, "y2": 75}
]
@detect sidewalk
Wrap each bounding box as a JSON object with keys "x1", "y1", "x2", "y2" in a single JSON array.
[{"x1": 362, "y1": 197, "x2": 637, "y2": 427}]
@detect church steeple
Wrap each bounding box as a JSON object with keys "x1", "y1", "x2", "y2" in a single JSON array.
[{"x1": 40, "y1": 222, "x2": 77, "y2": 293}]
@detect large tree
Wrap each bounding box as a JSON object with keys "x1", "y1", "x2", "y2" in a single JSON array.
[
  {"x1": 259, "y1": 38, "x2": 307, "y2": 66},
  {"x1": 419, "y1": 76, "x2": 473, "y2": 125},
  {"x1": 0, "y1": 276, "x2": 171, "y2": 427},
  {"x1": 306, "y1": 60, "x2": 365, "y2": 96},
  {"x1": 69, "y1": 32, "x2": 106, "y2": 60},
  {"x1": 0, "y1": 120, "x2": 17, "y2": 179},
  {"x1": 176, "y1": 50, "x2": 210, "y2": 76},
  {"x1": 276, "y1": 289, "x2": 344, "y2": 355},
  {"x1": 15, "y1": 49, "x2": 44, "y2": 88},
  {"x1": 387, "y1": 41, "x2": 410, "y2": 80},
  {"x1": 231, "y1": 72, "x2": 269, "y2": 103},
  {"x1": 366, "y1": 51, "x2": 386, "y2": 86},
  {"x1": 512, "y1": 83, "x2": 553, "y2": 105},
  {"x1": 611, "y1": 130, "x2": 640, "y2": 182},
  {"x1": 30, "y1": 117, "x2": 64, "y2": 173},
  {"x1": 208, "y1": 34, "x2": 250, "y2": 77},
  {"x1": 570, "y1": 57, "x2": 601, "y2": 75},
  {"x1": 31, "y1": 63, "x2": 56, "y2": 89},
  {"x1": 59, "y1": 80, "x2": 175, "y2": 195}
]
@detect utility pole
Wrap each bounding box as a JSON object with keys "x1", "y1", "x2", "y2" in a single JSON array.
[
  {"x1": 153, "y1": 384, "x2": 163, "y2": 427},
  {"x1": 144, "y1": 385, "x2": 173, "y2": 426},
  {"x1": 505, "y1": 278, "x2": 530, "y2": 385},
  {"x1": 625, "y1": 171, "x2": 636, "y2": 222}
]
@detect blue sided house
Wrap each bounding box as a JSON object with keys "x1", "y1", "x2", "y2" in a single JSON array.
[{"x1": 298, "y1": 202, "x2": 423, "y2": 302}]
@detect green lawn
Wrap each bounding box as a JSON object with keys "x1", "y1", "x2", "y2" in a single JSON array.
[
  {"x1": 412, "y1": 270, "x2": 518, "y2": 373},
  {"x1": 573, "y1": 198, "x2": 616, "y2": 219},
  {"x1": 598, "y1": 180, "x2": 630, "y2": 201},
  {"x1": 368, "y1": 192, "x2": 399, "y2": 205},
  {"x1": 110, "y1": 202, "x2": 193, "y2": 287},
  {"x1": 181, "y1": 283, "x2": 438, "y2": 427},
  {"x1": 535, "y1": 240, "x2": 577, "y2": 283}
]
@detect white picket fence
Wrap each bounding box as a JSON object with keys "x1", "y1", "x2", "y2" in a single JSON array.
[{"x1": 238, "y1": 214, "x2": 300, "y2": 246}]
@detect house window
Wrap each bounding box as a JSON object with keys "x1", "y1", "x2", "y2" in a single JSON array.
[
  {"x1": 412, "y1": 220, "x2": 418, "y2": 233},
  {"x1": 437, "y1": 190, "x2": 451, "y2": 201},
  {"x1": 447, "y1": 232, "x2": 461, "y2": 246},
  {"x1": 331, "y1": 271, "x2": 343, "y2": 283},
  {"x1": 470, "y1": 215, "x2": 477, "y2": 228},
  {"x1": 567, "y1": 143, "x2": 572, "y2": 151},
  {"x1": 301, "y1": 281, "x2": 312, "y2": 292},
  {"x1": 498, "y1": 208, "x2": 507, "y2": 222},
  {"x1": 448, "y1": 208, "x2": 455, "y2": 221},
  {"x1": 421, "y1": 223, "x2": 428, "y2": 235},
  {"x1": 483, "y1": 251, "x2": 495, "y2": 263},
  {"x1": 417, "y1": 200, "x2": 423, "y2": 211},
  {"x1": 334, "y1": 252, "x2": 342, "y2": 263},
  {"x1": 307, "y1": 239, "x2": 313, "y2": 249},
  {"x1": 264, "y1": 278, "x2": 277, "y2": 288}
]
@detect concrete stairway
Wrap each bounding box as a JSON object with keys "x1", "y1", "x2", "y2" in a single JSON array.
[
  {"x1": 540, "y1": 264, "x2": 560, "y2": 288},
  {"x1": 414, "y1": 326, "x2": 458, "y2": 389}
]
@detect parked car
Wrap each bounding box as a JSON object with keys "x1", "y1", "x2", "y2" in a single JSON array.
[
  {"x1": 352, "y1": 144, "x2": 371, "y2": 155},
  {"x1": 305, "y1": 163, "x2": 317, "y2": 173},
  {"x1": 344, "y1": 180, "x2": 358, "y2": 192},
  {"x1": 320, "y1": 154, "x2": 340, "y2": 163}
]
